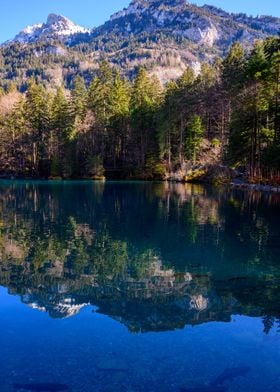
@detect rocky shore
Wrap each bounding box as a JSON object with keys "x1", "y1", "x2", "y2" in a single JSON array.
[
  {"x1": 168, "y1": 163, "x2": 280, "y2": 193},
  {"x1": 168, "y1": 164, "x2": 238, "y2": 185},
  {"x1": 230, "y1": 179, "x2": 280, "y2": 193}
]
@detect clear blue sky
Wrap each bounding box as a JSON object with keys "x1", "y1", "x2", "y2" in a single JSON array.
[{"x1": 1, "y1": 0, "x2": 279, "y2": 43}]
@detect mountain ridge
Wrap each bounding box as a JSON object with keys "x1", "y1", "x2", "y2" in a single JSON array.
[
  {"x1": 6, "y1": 1, "x2": 280, "y2": 46},
  {"x1": 0, "y1": 0, "x2": 279, "y2": 87}
]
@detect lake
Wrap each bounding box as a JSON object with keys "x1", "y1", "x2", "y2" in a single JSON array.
[{"x1": 0, "y1": 181, "x2": 279, "y2": 392}]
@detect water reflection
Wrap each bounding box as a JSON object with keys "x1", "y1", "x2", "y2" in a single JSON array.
[{"x1": 0, "y1": 181, "x2": 280, "y2": 334}]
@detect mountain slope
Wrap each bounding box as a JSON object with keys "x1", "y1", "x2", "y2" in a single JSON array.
[
  {"x1": 0, "y1": 0, "x2": 279, "y2": 88},
  {"x1": 85, "y1": 0, "x2": 279, "y2": 81}
]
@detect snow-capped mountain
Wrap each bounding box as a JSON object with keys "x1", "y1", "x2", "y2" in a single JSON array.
[{"x1": 11, "y1": 13, "x2": 90, "y2": 44}]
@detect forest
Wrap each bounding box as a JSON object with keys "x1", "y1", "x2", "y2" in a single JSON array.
[{"x1": 0, "y1": 35, "x2": 279, "y2": 182}]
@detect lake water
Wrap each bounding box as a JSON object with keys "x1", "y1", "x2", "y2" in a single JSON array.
[{"x1": 0, "y1": 181, "x2": 279, "y2": 392}]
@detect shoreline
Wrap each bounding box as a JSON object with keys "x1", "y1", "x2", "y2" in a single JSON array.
[
  {"x1": 230, "y1": 180, "x2": 280, "y2": 193},
  {"x1": 1, "y1": 176, "x2": 280, "y2": 194}
]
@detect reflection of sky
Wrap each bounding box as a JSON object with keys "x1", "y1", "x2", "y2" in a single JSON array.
[{"x1": 0, "y1": 287, "x2": 279, "y2": 392}]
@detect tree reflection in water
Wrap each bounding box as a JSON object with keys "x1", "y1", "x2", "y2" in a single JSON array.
[{"x1": 0, "y1": 181, "x2": 279, "y2": 334}]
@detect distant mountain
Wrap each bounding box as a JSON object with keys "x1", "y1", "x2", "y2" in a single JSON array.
[
  {"x1": 9, "y1": 13, "x2": 90, "y2": 44},
  {"x1": 1, "y1": 0, "x2": 279, "y2": 87}
]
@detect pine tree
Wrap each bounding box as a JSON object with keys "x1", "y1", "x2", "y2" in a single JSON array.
[
  {"x1": 229, "y1": 41, "x2": 271, "y2": 176},
  {"x1": 221, "y1": 43, "x2": 245, "y2": 144},
  {"x1": 131, "y1": 68, "x2": 162, "y2": 171},
  {"x1": 72, "y1": 75, "x2": 87, "y2": 121},
  {"x1": 157, "y1": 80, "x2": 179, "y2": 170},
  {"x1": 264, "y1": 39, "x2": 280, "y2": 144},
  {"x1": 222, "y1": 42, "x2": 245, "y2": 92},
  {"x1": 87, "y1": 61, "x2": 115, "y2": 174},
  {"x1": 51, "y1": 87, "x2": 75, "y2": 178},
  {"x1": 24, "y1": 79, "x2": 50, "y2": 175},
  {"x1": 185, "y1": 114, "x2": 203, "y2": 163},
  {"x1": 0, "y1": 97, "x2": 27, "y2": 175},
  {"x1": 88, "y1": 60, "x2": 114, "y2": 127},
  {"x1": 177, "y1": 67, "x2": 196, "y2": 166},
  {"x1": 246, "y1": 41, "x2": 270, "y2": 176},
  {"x1": 108, "y1": 72, "x2": 130, "y2": 168}
]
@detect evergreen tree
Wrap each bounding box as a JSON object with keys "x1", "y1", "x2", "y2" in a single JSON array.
[
  {"x1": 131, "y1": 68, "x2": 162, "y2": 171},
  {"x1": 108, "y1": 72, "x2": 130, "y2": 168},
  {"x1": 185, "y1": 115, "x2": 203, "y2": 163},
  {"x1": 157, "y1": 80, "x2": 179, "y2": 170},
  {"x1": 24, "y1": 79, "x2": 50, "y2": 175},
  {"x1": 72, "y1": 75, "x2": 87, "y2": 121},
  {"x1": 88, "y1": 60, "x2": 114, "y2": 126},
  {"x1": 0, "y1": 97, "x2": 27, "y2": 175},
  {"x1": 51, "y1": 87, "x2": 75, "y2": 177}
]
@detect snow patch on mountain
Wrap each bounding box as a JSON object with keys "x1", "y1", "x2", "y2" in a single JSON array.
[{"x1": 11, "y1": 14, "x2": 90, "y2": 44}]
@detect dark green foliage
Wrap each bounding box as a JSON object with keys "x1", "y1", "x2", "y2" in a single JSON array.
[
  {"x1": 185, "y1": 115, "x2": 203, "y2": 163},
  {"x1": 72, "y1": 75, "x2": 87, "y2": 120},
  {"x1": 228, "y1": 37, "x2": 280, "y2": 178},
  {"x1": 0, "y1": 36, "x2": 279, "y2": 181}
]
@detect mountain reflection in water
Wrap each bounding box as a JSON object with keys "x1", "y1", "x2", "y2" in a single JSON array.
[{"x1": 0, "y1": 181, "x2": 280, "y2": 334}]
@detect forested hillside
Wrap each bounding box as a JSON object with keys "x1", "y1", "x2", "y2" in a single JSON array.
[{"x1": 0, "y1": 36, "x2": 279, "y2": 183}]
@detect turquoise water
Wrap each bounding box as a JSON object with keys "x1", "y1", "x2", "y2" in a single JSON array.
[{"x1": 0, "y1": 181, "x2": 279, "y2": 392}]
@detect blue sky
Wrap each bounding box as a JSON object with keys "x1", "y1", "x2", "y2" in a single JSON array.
[{"x1": 1, "y1": 0, "x2": 279, "y2": 43}]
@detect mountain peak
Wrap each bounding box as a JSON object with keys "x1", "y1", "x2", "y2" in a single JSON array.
[
  {"x1": 130, "y1": 0, "x2": 187, "y2": 4},
  {"x1": 110, "y1": 0, "x2": 188, "y2": 20},
  {"x1": 46, "y1": 13, "x2": 69, "y2": 26},
  {"x1": 11, "y1": 14, "x2": 89, "y2": 44}
]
